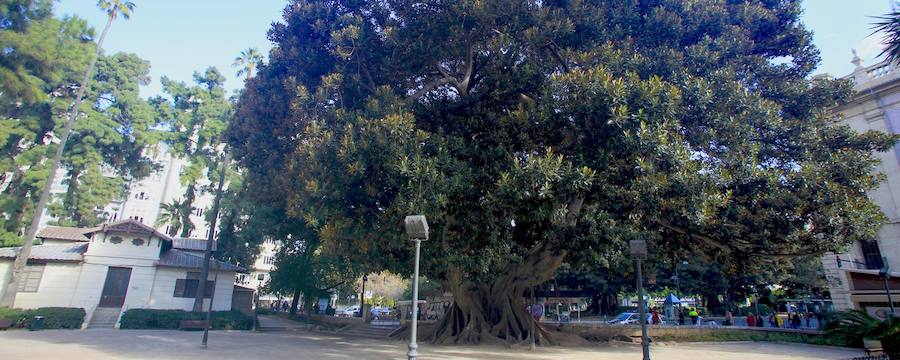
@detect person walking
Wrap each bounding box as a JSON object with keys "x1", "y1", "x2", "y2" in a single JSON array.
[
  {"x1": 792, "y1": 313, "x2": 802, "y2": 329},
  {"x1": 725, "y1": 311, "x2": 733, "y2": 326},
  {"x1": 747, "y1": 313, "x2": 756, "y2": 327},
  {"x1": 689, "y1": 308, "x2": 699, "y2": 325},
  {"x1": 678, "y1": 311, "x2": 686, "y2": 325},
  {"x1": 652, "y1": 309, "x2": 661, "y2": 325}
]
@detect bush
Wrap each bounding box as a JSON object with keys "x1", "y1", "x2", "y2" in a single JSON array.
[
  {"x1": 0, "y1": 307, "x2": 85, "y2": 329},
  {"x1": 653, "y1": 329, "x2": 852, "y2": 347},
  {"x1": 119, "y1": 309, "x2": 252, "y2": 330}
]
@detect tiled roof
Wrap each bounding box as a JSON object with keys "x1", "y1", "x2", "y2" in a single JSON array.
[
  {"x1": 158, "y1": 249, "x2": 245, "y2": 272},
  {"x1": 85, "y1": 219, "x2": 173, "y2": 242},
  {"x1": 36, "y1": 226, "x2": 90, "y2": 242},
  {"x1": 172, "y1": 238, "x2": 217, "y2": 252},
  {"x1": 0, "y1": 243, "x2": 88, "y2": 262}
]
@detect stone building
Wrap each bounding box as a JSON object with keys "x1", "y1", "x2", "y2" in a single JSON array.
[{"x1": 822, "y1": 53, "x2": 900, "y2": 318}]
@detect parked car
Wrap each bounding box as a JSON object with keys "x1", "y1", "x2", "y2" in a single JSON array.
[
  {"x1": 339, "y1": 306, "x2": 360, "y2": 317},
  {"x1": 370, "y1": 307, "x2": 393, "y2": 320},
  {"x1": 607, "y1": 312, "x2": 658, "y2": 325}
]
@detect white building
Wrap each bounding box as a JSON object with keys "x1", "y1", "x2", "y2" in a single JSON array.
[
  {"x1": 821, "y1": 54, "x2": 900, "y2": 318},
  {"x1": 0, "y1": 219, "x2": 244, "y2": 328},
  {"x1": 37, "y1": 143, "x2": 279, "y2": 298}
]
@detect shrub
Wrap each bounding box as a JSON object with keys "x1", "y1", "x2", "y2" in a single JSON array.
[
  {"x1": 0, "y1": 307, "x2": 85, "y2": 329},
  {"x1": 119, "y1": 309, "x2": 252, "y2": 330},
  {"x1": 825, "y1": 310, "x2": 900, "y2": 358}
]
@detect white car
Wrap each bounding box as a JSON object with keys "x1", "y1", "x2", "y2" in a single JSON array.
[
  {"x1": 607, "y1": 312, "x2": 655, "y2": 325},
  {"x1": 338, "y1": 306, "x2": 360, "y2": 317}
]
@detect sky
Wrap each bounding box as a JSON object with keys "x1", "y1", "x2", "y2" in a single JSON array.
[{"x1": 55, "y1": 0, "x2": 896, "y2": 99}]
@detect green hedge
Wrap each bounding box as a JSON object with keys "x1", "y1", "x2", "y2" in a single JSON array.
[
  {"x1": 0, "y1": 307, "x2": 85, "y2": 329},
  {"x1": 119, "y1": 309, "x2": 252, "y2": 330},
  {"x1": 653, "y1": 329, "x2": 853, "y2": 347}
]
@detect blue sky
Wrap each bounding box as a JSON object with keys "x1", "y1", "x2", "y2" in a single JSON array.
[{"x1": 56, "y1": 0, "x2": 895, "y2": 98}]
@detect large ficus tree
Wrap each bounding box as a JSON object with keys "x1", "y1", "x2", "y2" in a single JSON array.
[{"x1": 230, "y1": 0, "x2": 895, "y2": 345}]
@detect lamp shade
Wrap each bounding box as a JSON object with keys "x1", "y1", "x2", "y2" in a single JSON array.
[{"x1": 404, "y1": 215, "x2": 429, "y2": 240}]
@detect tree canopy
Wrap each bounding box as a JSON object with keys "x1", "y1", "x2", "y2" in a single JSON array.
[{"x1": 231, "y1": 0, "x2": 895, "y2": 344}]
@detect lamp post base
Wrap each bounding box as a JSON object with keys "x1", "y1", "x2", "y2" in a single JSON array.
[{"x1": 407, "y1": 343, "x2": 418, "y2": 360}]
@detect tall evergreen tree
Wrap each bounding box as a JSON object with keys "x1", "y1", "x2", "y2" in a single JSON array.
[
  {"x1": 153, "y1": 67, "x2": 231, "y2": 238},
  {"x1": 1, "y1": 0, "x2": 136, "y2": 307}
]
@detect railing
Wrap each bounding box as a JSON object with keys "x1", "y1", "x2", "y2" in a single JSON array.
[{"x1": 866, "y1": 60, "x2": 896, "y2": 80}]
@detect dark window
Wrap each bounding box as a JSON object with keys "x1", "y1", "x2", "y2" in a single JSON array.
[
  {"x1": 861, "y1": 240, "x2": 885, "y2": 270},
  {"x1": 257, "y1": 273, "x2": 265, "y2": 281},
  {"x1": 173, "y1": 272, "x2": 214, "y2": 298}
]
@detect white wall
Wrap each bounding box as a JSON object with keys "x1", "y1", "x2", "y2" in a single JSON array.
[
  {"x1": 148, "y1": 267, "x2": 234, "y2": 311},
  {"x1": 86, "y1": 232, "x2": 164, "y2": 261},
  {"x1": 11, "y1": 262, "x2": 82, "y2": 309}
]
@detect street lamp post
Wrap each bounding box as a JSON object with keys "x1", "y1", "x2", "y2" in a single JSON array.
[
  {"x1": 404, "y1": 215, "x2": 429, "y2": 360},
  {"x1": 879, "y1": 257, "x2": 895, "y2": 316},
  {"x1": 630, "y1": 240, "x2": 650, "y2": 360},
  {"x1": 360, "y1": 274, "x2": 368, "y2": 319}
]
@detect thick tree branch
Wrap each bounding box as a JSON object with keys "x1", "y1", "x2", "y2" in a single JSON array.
[
  {"x1": 652, "y1": 218, "x2": 733, "y2": 252},
  {"x1": 544, "y1": 42, "x2": 570, "y2": 73},
  {"x1": 408, "y1": 77, "x2": 452, "y2": 101}
]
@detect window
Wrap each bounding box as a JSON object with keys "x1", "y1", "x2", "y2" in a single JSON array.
[
  {"x1": 257, "y1": 273, "x2": 265, "y2": 281},
  {"x1": 17, "y1": 265, "x2": 44, "y2": 292},
  {"x1": 236, "y1": 274, "x2": 247, "y2": 284},
  {"x1": 861, "y1": 240, "x2": 885, "y2": 270},
  {"x1": 264, "y1": 256, "x2": 275, "y2": 265},
  {"x1": 195, "y1": 208, "x2": 203, "y2": 216},
  {"x1": 173, "y1": 272, "x2": 214, "y2": 298}
]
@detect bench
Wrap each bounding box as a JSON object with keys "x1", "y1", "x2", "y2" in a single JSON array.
[
  {"x1": 179, "y1": 320, "x2": 208, "y2": 331},
  {"x1": 0, "y1": 319, "x2": 11, "y2": 330},
  {"x1": 863, "y1": 338, "x2": 884, "y2": 356}
]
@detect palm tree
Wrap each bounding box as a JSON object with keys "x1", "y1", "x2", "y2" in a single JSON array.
[
  {"x1": 873, "y1": 10, "x2": 900, "y2": 63},
  {"x1": 156, "y1": 200, "x2": 187, "y2": 236},
  {"x1": 232, "y1": 48, "x2": 264, "y2": 80},
  {"x1": 0, "y1": 0, "x2": 136, "y2": 307}
]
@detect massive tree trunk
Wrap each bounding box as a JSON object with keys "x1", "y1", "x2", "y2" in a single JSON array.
[
  {"x1": 424, "y1": 244, "x2": 568, "y2": 345},
  {"x1": 289, "y1": 289, "x2": 301, "y2": 316}
]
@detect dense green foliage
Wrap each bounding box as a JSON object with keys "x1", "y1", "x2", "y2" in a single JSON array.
[
  {"x1": 825, "y1": 310, "x2": 900, "y2": 358},
  {"x1": 0, "y1": 0, "x2": 159, "y2": 246},
  {"x1": 0, "y1": 307, "x2": 85, "y2": 329},
  {"x1": 231, "y1": 0, "x2": 896, "y2": 343},
  {"x1": 118, "y1": 309, "x2": 253, "y2": 330}
]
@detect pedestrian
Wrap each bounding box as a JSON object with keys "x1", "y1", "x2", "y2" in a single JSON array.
[
  {"x1": 678, "y1": 311, "x2": 686, "y2": 325},
  {"x1": 282, "y1": 301, "x2": 289, "y2": 313},
  {"x1": 652, "y1": 309, "x2": 661, "y2": 325},
  {"x1": 792, "y1": 313, "x2": 802, "y2": 329},
  {"x1": 747, "y1": 313, "x2": 756, "y2": 327},
  {"x1": 774, "y1": 313, "x2": 784, "y2": 328},
  {"x1": 769, "y1": 313, "x2": 776, "y2": 327},
  {"x1": 689, "y1": 308, "x2": 699, "y2": 325},
  {"x1": 725, "y1": 311, "x2": 733, "y2": 326},
  {"x1": 757, "y1": 313, "x2": 764, "y2": 327},
  {"x1": 804, "y1": 312, "x2": 811, "y2": 328}
]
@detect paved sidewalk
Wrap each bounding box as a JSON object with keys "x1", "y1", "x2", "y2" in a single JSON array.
[{"x1": 0, "y1": 328, "x2": 864, "y2": 360}]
